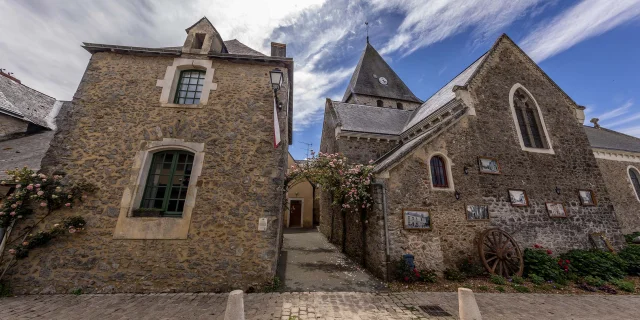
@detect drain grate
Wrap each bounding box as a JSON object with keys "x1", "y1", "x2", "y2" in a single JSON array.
[{"x1": 418, "y1": 305, "x2": 452, "y2": 317}]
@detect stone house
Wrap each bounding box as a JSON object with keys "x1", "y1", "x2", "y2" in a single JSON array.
[
  {"x1": 4, "y1": 17, "x2": 293, "y2": 294},
  {"x1": 0, "y1": 70, "x2": 65, "y2": 197},
  {"x1": 285, "y1": 153, "x2": 316, "y2": 228},
  {"x1": 320, "y1": 35, "x2": 634, "y2": 279}
]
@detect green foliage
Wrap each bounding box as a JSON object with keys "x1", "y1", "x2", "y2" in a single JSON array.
[
  {"x1": 583, "y1": 276, "x2": 605, "y2": 287},
  {"x1": 443, "y1": 268, "x2": 466, "y2": 282},
  {"x1": 560, "y1": 249, "x2": 627, "y2": 280},
  {"x1": 624, "y1": 232, "x2": 640, "y2": 244},
  {"x1": 511, "y1": 275, "x2": 524, "y2": 285},
  {"x1": 419, "y1": 269, "x2": 438, "y2": 284},
  {"x1": 495, "y1": 285, "x2": 505, "y2": 292},
  {"x1": 523, "y1": 247, "x2": 563, "y2": 281},
  {"x1": 528, "y1": 274, "x2": 545, "y2": 285},
  {"x1": 535, "y1": 284, "x2": 553, "y2": 291},
  {"x1": 619, "y1": 245, "x2": 640, "y2": 276},
  {"x1": 610, "y1": 279, "x2": 635, "y2": 293},
  {"x1": 458, "y1": 257, "x2": 486, "y2": 278},
  {"x1": 10, "y1": 216, "x2": 86, "y2": 259},
  {"x1": 71, "y1": 288, "x2": 82, "y2": 295},
  {"x1": 263, "y1": 276, "x2": 282, "y2": 293},
  {"x1": 477, "y1": 285, "x2": 489, "y2": 291},
  {"x1": 490, "y1": 274, "x2": 507, "y2": 285},
  {"x1": 512, "y1": 284, "x2": 530, "y2": 293}
]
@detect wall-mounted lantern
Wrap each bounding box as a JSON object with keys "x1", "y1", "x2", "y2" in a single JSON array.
[
  {"x1": 455, "y1": 190, "x2": 461, "y2": 200},
  {"x1": 269, "y1": 68, "x2": 284, "y2": 109},
  {"x1": 463, "y1": 166, "x2": 469, "y2": 175}
]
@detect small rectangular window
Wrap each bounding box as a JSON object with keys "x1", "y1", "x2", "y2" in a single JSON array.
[
  {"x1": 174, "y1": 70, "x2": 205, "y2": 104},
  {"x1": 193, "y1": 33, "x2": 206, "y2": 50}
]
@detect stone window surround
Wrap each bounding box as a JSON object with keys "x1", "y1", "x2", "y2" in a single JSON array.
[
  {"x1": 628, "y1": 165, "x2": 640, "y2": 203},
  {"x1": 427, "y1": 152, "x2": 455, "y2": 192},
  {"x1": 156, "y1": 58, "x2": 218, "y2": 109},
  {"x1": 508, "y1": 83, "x2": 555, "y2": 155},
  {"x1": 113, "y1": 138, "x2": 205, "y2": 240}
]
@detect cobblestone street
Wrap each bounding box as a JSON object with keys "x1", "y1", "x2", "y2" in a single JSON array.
[{"x1": 1, "y1": 291, "x2": 639, "y2": 319}]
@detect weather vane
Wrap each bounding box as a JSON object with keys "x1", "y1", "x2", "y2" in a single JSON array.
[{"x1": 365, "y1": 21, "x2": 369, "y2": 44}]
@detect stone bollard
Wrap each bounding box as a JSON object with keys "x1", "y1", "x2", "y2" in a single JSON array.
[
  {"x1": 224, "y1": 290, "x2": 245, "y2": 320},
  {"x1": 458, "y1": 288, "x2": 482, "y2": 320}
]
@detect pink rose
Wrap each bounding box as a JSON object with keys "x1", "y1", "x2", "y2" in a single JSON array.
[
  {"x1": 35, "y1": 184, "x2": 41, "y2": 188},
  {"x1": 68, "y1": 227, "x2": 76, "y2": 234},
  {"x1": 26, "y1": 184, "x2": 33, "y2": 190},
  {"x1": 11, "y1": 204, "x2": 17, "y2": 208},
  {"x1": 65, "y1": 203, "x2": 71, "y2": 207},
  {"x1": 37, "y1": 191, "x2": 44, "y2": 196},
  {"x1": 10, "y1": 212, "x2": 16, "y2": 216},
  {"x1": 0, "y1": 212, "x2": 5, "y2": 216},
  {"x1": 16, "y1": 184, "x2": 21, "y2": 188},
  {"x1": 8, "y1": 249, "x2": 16, "y2": 255},
  {"x1": 42, "y1": 179, "x2": 47, "y2": 182},
  {"x1": 40, "y1": 202, "x2": 47, "y2": 207},
  {"x1": 22, "y1": 241, "x2": 29, "y2": 246}
]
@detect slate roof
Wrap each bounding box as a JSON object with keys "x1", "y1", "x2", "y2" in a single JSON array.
[
  {"x1": 0, "y1": 131, "x2": 55, "y2": 180},
  {"x1": 0, "y1": 75, "x2": 56, "y2": 129},
  {"x1": 403, "y1": 53, "x2": 487, "y2": 132},
  {"x1": 584, "y1": 126, "x2": 640, "y2": 154},
  {"x1": 333, "y1": 101, "x2": 412, "y2": 135},
  {"x1": 342, "y1": 43, "x2": 421, "y2": 103},
  {"x1": 223, "y1": 40, "x2": 265, "y2": 56}
]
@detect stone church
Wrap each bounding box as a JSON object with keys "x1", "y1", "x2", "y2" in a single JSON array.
[
  {"x1": 320, "y1": 35, "x2": 640, "y2": 280},
  {"x1": 4, "y1": 17, "x2": 293, "y2": 294}
]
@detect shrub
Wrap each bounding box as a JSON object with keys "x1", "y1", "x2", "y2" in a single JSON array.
[
  {"x1": 524, "y1": 247, "x2": 563, "y2": 281},
  {"x1": 418, "y1": 269, "x2": 438, "y2": 283},
  {"x1": 619, "y1": 245, "x2": 640, "y2": 276},
  {"x1": 511, "y1": 275, "x2": 524, "y2": 285},
  {"x1": 561, "y1": 249, "x2": 627, "y2": 280},
  {"x1": 495, "y1": 286, "x2": 505, "y2": 292},
  {"x1": 0, "y1": 282, "x2": 10, "y2": 297},
  {"x1": 536, "y1": 284, "x2": 552, "y2": 291},
  {"x1": 583, "y1": 276, "x2": 605, "y2": 287},
  {"x1": 512, "y1": 284, "x2": 530, "y2": 293},
  {"x1": 490, "y1": 274, "x2": 507, "y2": 285},
  {"x1": 443, "y1": 268, "x2": 466, "y2": 282},
  {"x1": 624, "y1": 232, "x2": 640, "y2": 244},
  {"x1": 611, "y1": 279, "x2": 635, "y2": 293},
  {"x1": 263, "y1": 276, "x2": 282, "y2": 293},
  {"x1": 458, "y1": 257, "x2": 486, "y2": 278},
  {"x1": 528, "y1": 274, "x2": 545, "y2": 285},
  {"x1": 394, "y1": 259, "x2": 438, "y2": 283},
  {"x1": 477, "y1": 285, "x2": 489, "y2": 291},
  {"x1": 598, "y1": 284, "x2": 617, "y2": 294}
]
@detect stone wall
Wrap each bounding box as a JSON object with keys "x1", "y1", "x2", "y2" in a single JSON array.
[
  {"x1": 5, "y1": 51, "x2": 289, "y2": 294},
  {"x1": 0, "y1": 114, "x2": 28, "y2": 138},
  {"x1": 337, "y1": 138, "x2": 396, "y2": 164},
  {"x1": 375, "y1": 39, "x2": 624, "y2": 271},
  {"x1": 347, "y1": 94, "x2": 421, "y2": 111},
  {"x1": 595, "y1": 158, "x2": 640, "y2": 234}
]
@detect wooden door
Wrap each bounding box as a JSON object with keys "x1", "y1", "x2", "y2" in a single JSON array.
[{"x1": 290, "y1": 200, "x2": 302, "y2": 227}]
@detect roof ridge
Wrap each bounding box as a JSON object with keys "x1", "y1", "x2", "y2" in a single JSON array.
[
  {"x1": 584, "y1": 125, "x2": 640, "y2": 141},
  {"x1": 334, "y1": 100, "x2": 414, "y2": 112}
]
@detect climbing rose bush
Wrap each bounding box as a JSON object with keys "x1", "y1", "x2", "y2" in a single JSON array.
[
  {"x1": 285, "y1": 152, "x2": 374, "y2": 210},
  {"x1": 0, "y1": 167, "x2": 94, "y2": 261}
]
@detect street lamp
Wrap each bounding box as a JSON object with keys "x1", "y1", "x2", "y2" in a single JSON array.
[{"x1": 269, "y1": 68, "x2": 284, "y2": 109}]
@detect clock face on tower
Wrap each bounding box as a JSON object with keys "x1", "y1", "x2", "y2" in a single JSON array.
[{"x1": 378, "y1": 77, "x2": 388, "y2": 85}]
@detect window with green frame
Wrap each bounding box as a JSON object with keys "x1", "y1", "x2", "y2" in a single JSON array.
[
  {"x1": 174, "y1": 70, "x2": 205, "y2": 104},
  {"x1": 140, "y1": 150, "x2": 194, "y2": 217}
]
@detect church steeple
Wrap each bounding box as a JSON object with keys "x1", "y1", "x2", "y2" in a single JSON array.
[{"x1": 342, "y1": 43, "x2": 422, "y2": 108}]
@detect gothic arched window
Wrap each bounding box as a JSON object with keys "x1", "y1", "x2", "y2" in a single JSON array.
[
  {"x1": 512, "y1": 88, "x2": 547, "y2": 148},
  {"x1": 430, "y1": 156, "x2": 448, "y2": 188},
  {"x1": 629, "y1": 167, "x2": 640, "y2": 201}
]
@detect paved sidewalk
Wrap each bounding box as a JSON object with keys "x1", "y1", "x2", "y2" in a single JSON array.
[
  {"x1": 1, "y1": 292, "x2": 640, "y2": 319},
  {"x1": 277, "y1": 228, "x2": 386, "y2": 292}
]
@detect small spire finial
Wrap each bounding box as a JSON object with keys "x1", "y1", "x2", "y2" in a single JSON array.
[
  {"x1": 365, "y1": 21, "x2": 369, "y2": 44},
  {"x1": 590, "y1": 118, "x2": 600, "y2": 129}
]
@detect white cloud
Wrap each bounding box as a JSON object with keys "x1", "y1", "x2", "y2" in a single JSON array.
[
  {"x1": 369, "y1": 0, "x2": 544, "y2": 56},
  {"x1": 596, "y1": 100, "x2": 633, "y2": 121},
  {"x1": 603, "y1": 112, "x2": 640, "y2": 128},
  {"x1": 521, "y1": 0, "x2": 640, "y2": 62}
]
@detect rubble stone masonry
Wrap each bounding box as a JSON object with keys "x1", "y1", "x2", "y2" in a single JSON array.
[{"x1": 5, "y1": 51, "x2": 289, "y2": 294}]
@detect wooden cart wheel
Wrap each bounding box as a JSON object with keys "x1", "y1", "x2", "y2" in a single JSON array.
[{"x1": 478, "y1": 228, "x2": 523, "y2": 278}]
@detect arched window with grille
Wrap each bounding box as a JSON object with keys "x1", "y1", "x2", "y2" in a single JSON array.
[
  {"x1": 509, "y1": 84, "x2": 554, "y2": 153},
  {"x1": 629, "y1": 167, "x2": 640, "y2": 201},
  {"x1": 140, "y1": 150, "x2": 194, "y2": 217},
  {"x1": 430, "y1": 156, "x2": 449, "y2": 188}
]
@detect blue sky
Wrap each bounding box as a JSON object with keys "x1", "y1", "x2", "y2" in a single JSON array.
[{"x1": 1, "y1": 0, "x2": 639, "y2": 161}]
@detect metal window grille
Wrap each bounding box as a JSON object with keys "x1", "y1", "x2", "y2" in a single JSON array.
[
  {"x1": 174, "y1": 70, "x2": 205, "y2": 104},
  {"x1": 140, "y1": 150, "x2": 194, "y2": 217}
]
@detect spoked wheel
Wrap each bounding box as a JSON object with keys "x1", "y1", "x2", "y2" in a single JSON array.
[{"x1": 478, "y1": 228, "x2": 523, "y2": 278}]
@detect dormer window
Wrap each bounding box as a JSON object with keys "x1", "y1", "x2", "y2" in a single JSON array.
[
  {"x1": 193, "y1": 33, "x2": 206, "y2": 50},
  {"x1": 174, "y1": 70, "x2": 205, "y2": 104}
]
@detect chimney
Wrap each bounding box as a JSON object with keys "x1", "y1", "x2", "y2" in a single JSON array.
[
  {"x1": 271, "y1": 42, "x2": 286, "y2": 58},
  {"x1": 0, "y1": 70, "x2": 21, "y2": 84}
]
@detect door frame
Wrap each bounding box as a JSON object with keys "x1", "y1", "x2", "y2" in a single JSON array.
[{"x1": 287, "y1": 198, "x2": 304, "y2": 228}]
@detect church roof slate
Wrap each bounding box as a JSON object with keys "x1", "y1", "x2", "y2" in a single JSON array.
[
  {"x1": 0, "y1": 75, "x2": 56, "y2": 129},
  {"x1": 402, "y1": 53, "x2": 487, "y2": 132},
  {"x1": 83, "y1": 39, "x2": 266, "y2": 57},
  {"x1": 223, "y1": 40, "x2": 266, "y2": 56},
  {"x1": 333, "y1": 101, "x2": 412, "y2": 135},
  {"x1": 584, "y1": 126, "x2": 640, "y2": 154},
  {"x1": 342, "y1": 43, "x2": 421, "y2": 103}
]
